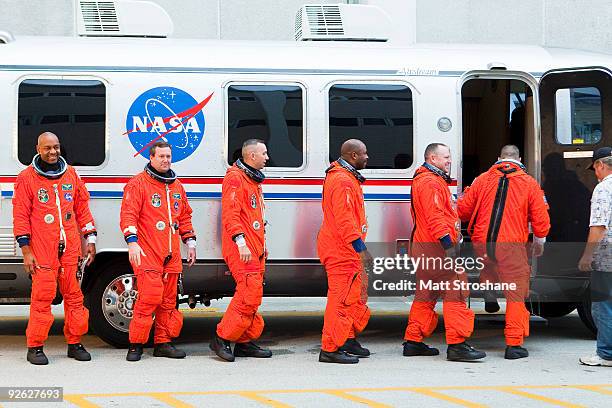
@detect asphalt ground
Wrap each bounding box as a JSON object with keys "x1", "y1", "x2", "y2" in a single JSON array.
[{"x1": 0, "y1": 298, "x2": 610, "y2": 407}]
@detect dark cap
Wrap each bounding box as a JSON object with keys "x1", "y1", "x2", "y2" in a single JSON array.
[{"x1": 588, "y1": 146, "x2": 612, "y2": 170}]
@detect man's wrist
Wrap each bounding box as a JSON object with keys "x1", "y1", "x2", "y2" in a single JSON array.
[{"x1": 234, "y1": 234, "x2": 247, "y2": 248}]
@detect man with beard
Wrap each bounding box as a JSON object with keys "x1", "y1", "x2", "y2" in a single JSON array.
[{"x1": 317, "y1": 139, "x2": 372, "y2": 364}]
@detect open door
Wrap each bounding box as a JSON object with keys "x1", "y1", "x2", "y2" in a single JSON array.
[{"x1": 539, "y1": 67, "x2": 612, "y2": 276}]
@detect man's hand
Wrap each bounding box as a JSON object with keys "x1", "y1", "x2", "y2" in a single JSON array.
[
  {"x1": 531, "y1": 242, "x2": 545, "y2": 258},
  {"x1": 360, "y1": 250, "x2": 374, "y2": 273},
  {"x1": 22, "y1": 245, "x2": 38, "y2": 275},
  {"x1": 444, "y1": 246, "x2": 458, "y2": 258},
  {"x1": 578, "y1": 254, "x2": 593, "y2": 272},
  {"x1": 238, "y1": 245, "x2": 252, "y2": 263},
  {"x1": 187, "y1": 247, "x2": 196, "y2": 267},
  {"x1": 128, "y1": 242, "x2": 146, "y2": 267},
  {"x1": 85, "y1": 243, "x2": 96, "y2": 266}
]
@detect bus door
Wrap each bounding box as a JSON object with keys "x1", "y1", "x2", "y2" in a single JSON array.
[{"x1": 538, "y1": 67, "x2": 612, "y2": 277}]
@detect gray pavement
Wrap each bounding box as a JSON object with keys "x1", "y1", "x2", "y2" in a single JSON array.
[{"x1": 0, "y1": 298, "x2": 610, "y2": 407}]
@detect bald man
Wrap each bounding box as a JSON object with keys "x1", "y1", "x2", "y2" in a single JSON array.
[
  {"x1": 13, "y1": 132, "x2": 97, "y2": 365},
  {"x1": 210, "y1": 139, "x2": 273, "y2": 362},
  {"x1": 317, "y1": 139, "x2": 372, "y2": 364},
  {"x1": 458, "y1": 145, "x2": 550, "y2": 359}
]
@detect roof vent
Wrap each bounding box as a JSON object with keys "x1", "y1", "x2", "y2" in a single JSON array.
[
  {"x1": 295, "y1": 4, "x2": 390, "y2": 42},
  {"x1": 0, "y1": 30, "x2": 15, "y2": 44},
  {"x1": 76, "y1": 0, "x2": 173, "y2": 37}
]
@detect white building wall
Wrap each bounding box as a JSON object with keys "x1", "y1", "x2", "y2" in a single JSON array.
[{"x1": 1, "y1": 0, "x2": 611, "y2": 54}]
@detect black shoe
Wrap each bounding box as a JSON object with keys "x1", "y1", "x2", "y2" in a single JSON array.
[
  {"x1": 447, "y1": 342, "x2": 486, "y2": 361},
  {"x1": 403, "y1": 340, "x2": 440, "y2": 356},
  {"x1": 153, "y1": 342, "x2": 186, "y2": 359},
  {"x1": 505, "y1": 345, "x2": 529, "y2": 360},
  {"x1": 209, "y1": 334, "x2": 234, "y2": 362},
  {"x1": 67, "y1": 343, "x2": 91, "y2": 361},
  {"x1": 339, "y1": 338, "x2": 370, "y2": 357},
  {"x1": 484, "y1": 291, "x2": 500, "y2": 313},
  {"x1": 234, "y1": 341, "x2": 272, "y2": 358},
  {"x1": 319, "y1": 349, "x2": 359, "y2": 364},
  {"x1": 27, "y1": 347, "x2": 48, "y2": 365},
  {"x1": 126, "y1": 344, "x2": 144, "y2": 362}
]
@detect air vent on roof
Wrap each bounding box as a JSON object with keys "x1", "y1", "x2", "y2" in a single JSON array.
[
  {"x1": 295, "y1": 4, "x2": 390, "y2": 42},
  {"x1": 76, "y1": 0, "x2": 173, "y2": 37},
  {"x1": 0, "y1": 30, "x2": 15, "y2": 44}
]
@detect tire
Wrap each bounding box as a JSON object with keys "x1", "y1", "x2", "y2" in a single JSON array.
[
  {"x1": 526, "y1": 301, "x2": 577, "y2": 318},
  {"x1": 87, "y1": 260, "x2": 136, "y2": 348},
  {"x1": 577, "y1": 295, "x2": 598, "y2": 338}
]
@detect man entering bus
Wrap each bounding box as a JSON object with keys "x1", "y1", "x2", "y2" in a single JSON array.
[
  {"x1": 120, "y1": 141, "x2": 197, "y2": 361},
  {"x1": 318, "y1": 139, "x2": 372, "y2": 364},
  {"x1": 210, "y1": 139, "x2": 272, "y2": 362},
  {"x1": 458, "y1": 145, "x2": 550, "y2": 359},
  {"x1": 404, "y1": 143, "x2": 485, "y2": 361},
  {"x1": 13, "y1": 132, "x2": 97, "y2": 365}
]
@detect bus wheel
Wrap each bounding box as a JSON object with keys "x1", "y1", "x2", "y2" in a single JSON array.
[
  {"x1": 88, "y1": 261, "x2": 135, "y2": 348},
  {"x1": 526, "y1": 301, "x2": 577, "y2": 318},
  {"x1": 577, "y1": 297, "x2": 597, "y2": 337}
]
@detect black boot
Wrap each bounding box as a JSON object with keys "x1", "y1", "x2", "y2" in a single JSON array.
[
  {"x1": 153, "y1": 342, "x2": 186, "y2": 359},
  {"x1": 505, "y1": 345, "x2": 529, "y2": 360},
  {"x1": 403, "y1": 340, "x2": 440, "y2": 356},
  {"x1": 27, "y1": 347, "x2": 48, "y2": 365},
  {"x1": 319, "y1": 350, "x2": 359, "y2": 364},
  {"x1": 339, "y1": 338, "x2": 370, "y2": 357},
  {"x1": 234, "y1": 341, "x2": 272, "y2": 358},
  {"x1": 447, "y1": 342, "x2": 486, "y2": 361},
  {"x1": 209, "y1": 334, "x2": 234, "y2": 362},
  {"x1": 126, "y1": 344, "x2": 144, "y2": 362},
  {"x1": 67, "y1": 343, "x2": 91, "y2": 361},
  {"x1": 484, "y1": 291, "x2": 500, "y2": 313}
]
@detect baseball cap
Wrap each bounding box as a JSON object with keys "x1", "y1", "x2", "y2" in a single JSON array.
[{"x1": 588, "y1": 146, "x2": 612, "y2": 170}]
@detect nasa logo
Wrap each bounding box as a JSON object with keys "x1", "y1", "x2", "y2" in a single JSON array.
[
  {"x1": 174, "y1": 201, "x2": 179, "y2": 211},
  {"x1": 64, "y1": 192, "x2": 73, "y2": 202},
  {"x1": 125, "y1": 87, "x2": 214, "y2": 162}
]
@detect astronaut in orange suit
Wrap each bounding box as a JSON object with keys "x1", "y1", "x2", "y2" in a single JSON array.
[
  {"x1": 210, "y1": 139, "x2": 272, "y2": 362},
  {"x1": 120, "y1": 141, "x2": 196, "y2": 362},
  {"x1": 458, "y1": 145, "x2": 550, "y2": 359},
  {"x1": 13, "y1": 132, "x2": 97, "y2": 365},
  {"x1": 317, "y1": 139, "x2": 372, "y2": 364},
  {"x1": 403, "y1": 143, "x2": 486, "y2": 362}
]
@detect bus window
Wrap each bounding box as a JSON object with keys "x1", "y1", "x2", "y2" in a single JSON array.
[
  {"x1": 227, "y1": 85, "x2": 304, "y2": 168},
  {"x1": 328, "y1": 84, "x2": 413, "y2": 169},
  {"x1": 18, "y1": 79, "x2": 106, "y2": 166},
  {"x1": 554, "y1": 87, "x2": 602, "y2": 145}
]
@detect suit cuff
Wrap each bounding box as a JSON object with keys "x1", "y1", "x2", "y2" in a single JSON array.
[
  {"x1": 352, "y1": 238, "x2": 367, "y2": 253},
  {"x1": 439, "y1": 234, "x2": 453, "y2": 250}
]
